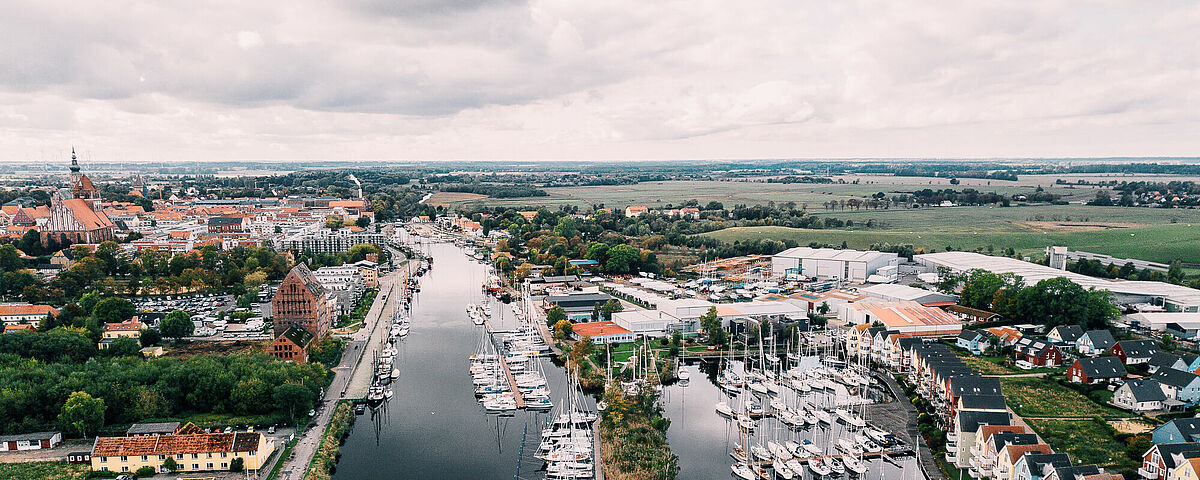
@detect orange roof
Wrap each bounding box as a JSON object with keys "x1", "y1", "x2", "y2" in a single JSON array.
[
  {"x1": 329, "y1": 200, "x2": 366, "y2": 209},
  {"x1": 978, "y1": 425, "x2": 1025, "y2": 442},
  {"x1": 62, "y1": 198, "x2": 115, "y2": 230},
  {"x1": 4, "y1": 324, "x2": 35, "y2": 333},
  {"x1": 1004, "y1": 443, "x2": 1052, "y2": 464},
  {"x1": 72, "y1": 174, "x2": 96, "y2": 192},
  {"x1": 92, "y1": 432, "x2": 263, "y2": 456},
  {"x1": 517, "y1": 211, "x2": 538, "y2": 220},
  {"x1": 22, "y1": 205, "x2": 51, "y2": 219},
  {"x1": 0, "y1": 304, "x2": 60, "y2": 317},
  {"x1": 572, "y1": 321, "x2": 631, "y2": 338},
  {"x1": 0, "y1": 205, "x2": 19, "y2": 215},
  {"x1": 105, "y1": 319, "x2": 145, "y2": 332}
]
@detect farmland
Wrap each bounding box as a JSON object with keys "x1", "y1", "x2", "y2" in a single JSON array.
[
  {"x1": 0, "y1": 462, "x2": 87, "y2": 480},
  {"x1": 700, "y1": 220, "x2": 1200, "y2": 264}
]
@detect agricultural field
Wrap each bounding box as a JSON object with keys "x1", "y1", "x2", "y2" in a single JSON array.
[
  {"x1": 999, "y1": 377, "x2": 1130, "y2": 419},
  {"x1": 701, "y1": 220, "x2": 1200, "y2": 264},
  {"x1": 0, "y1": 462, "x2": 87, "y2": 480},
  {"x1": 1025, "y1": 418, "x2": 1139, "y2": 472},
  {"x1": 955, "y1": 354, "x2": 1017, "y2": 375}
]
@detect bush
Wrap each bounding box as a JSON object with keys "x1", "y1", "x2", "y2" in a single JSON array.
[
  {"x1": 230, "y1": 457, "x2": 244, "y2": 472},
  {"x1": 135, "y1": 466, "x2": 156, "y2": 477},
  {"x1": 85, "y1": 471, "x2": 120, "y2": 479}
]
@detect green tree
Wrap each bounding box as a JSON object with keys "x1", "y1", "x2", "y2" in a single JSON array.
[
  {"x1": 230, "y1": 457, "x2": 245, "y2": 472},
  {"x1": 140, "y1": 328, "x2": 162, "y2": 347},
  {"x1": 699, "y1": 306, "x2": 726, "y2": 346},
  {"x1": 232, "y1": 378, "x2": 273, "y2": 415},
  {"x1": 160, "y1": 310, "x2": 194, "y2": 343},
  {"x1": 136, "y1": 466, "x2": 157, "y2": 477},
  {"x1": 599, "y1": 299, "x2": 622, "y2": 321},
  {"x1": 273, "y1": 383, "x2": 315, "y2": 422},
  {"x1": 554, "y1": 319, "x2": 574, "y2": 340},
  {"x1": 553, "y1": 217, "x2": 578, "y2": 239},
  {"x1": 162, "y1": 456, "x2": 178, "y2": 472},
  {"x1": 105, "y1": 337, "x2": 141, "y2": 357},
  {"x1": 92, "y1": 296, "x2": 136, "y2": 323},
  {"x1": 546, "y1": 305, "x2": 567, "y2": 327},
  {"x1": 584, "y1": 242, "x2": 609, "y2": 261},
  {"x1": 59, "y1": 391, "x2": 106, "y2": 438},
  {"x1": 1015, "y1": 277, "x2": 1119, "y2": 329},
  {"x1": 603, "y1": 244, "x2": 640, "y2": 275}
]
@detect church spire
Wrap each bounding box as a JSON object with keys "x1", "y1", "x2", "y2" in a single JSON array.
[{"x1": 70, "y1": 147, "x2": 80, "y2": 173}]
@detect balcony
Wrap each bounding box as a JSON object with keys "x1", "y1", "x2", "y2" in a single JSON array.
[
  {"x1": 1138, "y1": 466, "x2": 1159, "y2": 479},
  {"x1": 945, "y1": 451, "x2": 957, "y2": 463}
]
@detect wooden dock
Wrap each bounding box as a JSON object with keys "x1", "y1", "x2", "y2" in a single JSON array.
[{"x1": 482, "y1": 315, "x2": 525, "y2": 409}]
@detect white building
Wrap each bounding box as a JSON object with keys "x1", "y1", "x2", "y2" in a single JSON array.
[
  {"x1": 313, "y1": 265, "x2": 366, "y2": 315},
  {"x1": 916, "y1": 251, "x2": 1200, "y2": 312},
  {"x1": 612, "y1": 309, "x2": 673, "y2": 338},
  {"x1": 276, "y1": 228, "x2": 386, "y2": 254},
  {"x1": 771, "y1": 247, "x2": 900, "y2": 282}
]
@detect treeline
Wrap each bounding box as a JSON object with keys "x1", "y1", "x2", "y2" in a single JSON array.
[
  {"x1": 941, "y1": 269, "x2": 1119, "y2": 330},
  {"x1": 766, "y1": 176, "x2": 834, "y2": 184},
  {"x1": 442, "y1": 183, "x2": 548, "y2": 198},
  {"x1": 0, "y1": 352, "x2": 326, "y2": 435},
  {"x1": 1067, "y1": 258, "x2": 1183, "y2": 284}
]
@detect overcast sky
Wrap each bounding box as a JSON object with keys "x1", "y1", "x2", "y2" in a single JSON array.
[{"x1": 2, "y1": 1, "x2": 1198, "y2": 163}]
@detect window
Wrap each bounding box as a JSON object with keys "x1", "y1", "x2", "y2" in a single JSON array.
[
  {"x1": 207, "y1": 463, "x2": 213, "y2": 469},
  {"x1": 121, "y1": 467, "x2": 129, "y2": 472},
  {"x1": 207, "y1": 452, "x2": 213, "y2": 458},
  {"x1": 192, "y1": 464, "x2": 199, "y2": 470},
  {"x1": 141, "y1": 455, "x2": 148, "y2": 461},
  {"x1": 192, "y1": 453, "x2": 199, "y2": 459},
  {"x1": 120, "y1": 456, "x2": 127, "y2": 462}
]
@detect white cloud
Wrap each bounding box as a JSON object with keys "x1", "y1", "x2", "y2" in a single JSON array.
[{"x1": 0, "y1": 0, "x2": 1197, "y2": 161}]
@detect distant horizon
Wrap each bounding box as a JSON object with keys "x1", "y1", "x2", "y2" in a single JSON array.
[{"x1": 5, "y1": 156, "x2": 1200, "y2": 167}]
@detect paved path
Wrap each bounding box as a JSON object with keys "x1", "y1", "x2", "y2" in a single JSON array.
[
  {"x1": 873, "y1": 371, "x2": 945, "y2": 480},
  {"x1": 275, "y1": 257, "x2": 412, "y2": 480}
]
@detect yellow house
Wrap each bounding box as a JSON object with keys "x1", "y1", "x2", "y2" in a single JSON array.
[
  {"x1": 91, "y1": 431, "x2": 274, "y2": 474},
  {"x1": 99, "y1": 318, "x2": 144, "y2": 349},
  {"x1": 1177, "y1": 458, "x2": 1200, "y2": 480},
  {"x1": 353, "y1": 260, "x2": 378, "y2": 289}
]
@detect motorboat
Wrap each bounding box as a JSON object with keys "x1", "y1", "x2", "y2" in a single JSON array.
[
  {"x1": 731, "y1": 463, "x2": 755, "y2": 480},
  {"x1": 715, "y1": 401, "x2": 734, "y2": 418},
  {"x1": 808, "y1": 457, "x2": 831, "y2": 476}
]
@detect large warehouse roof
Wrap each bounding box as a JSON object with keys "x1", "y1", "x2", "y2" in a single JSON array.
[
  {"x1": 775, "y1": 247, "x2": 897, "y2": 263},
  {"x1": 915, "y1": 251, "x2": 1200, "y2": 307}
]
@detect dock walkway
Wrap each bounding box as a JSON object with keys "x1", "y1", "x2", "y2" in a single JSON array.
[{"x1": 482, "y1": 315, "x2": 526, "y2": 408}]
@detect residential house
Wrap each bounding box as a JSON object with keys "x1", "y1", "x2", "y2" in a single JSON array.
[
  {"x1": 957, "y1": 330, "x2": 987, "y2": 355},
  {"x1": 1112, "y1": 339, "x2": 1161, "y2": 365},
  {"x1": 1014, "y1": 338, "x2": 1063, "y2": 367},
  {"x1": 999, "y1": 444, "x2": 1056, "y2": 480},
  {"x1": 1113, "y1": 378, "x2": 1167, "y2": 412},
  {"x1": 624, "y1": 206, "x2": 648, "y2": 217},
  {"x1": 1047, "y1": 325, "x2": 1084, "y2": 345},
  {"x1": 987, "y1": 326, "x2": 1024, "y2": 346},
  {"x1": 1152, "y1": 368, "x2": 1200, "y2": 404},
  {"x1": 0, "y1": 432, "x2": 62, "y2": 451},
  {"x1": 100, "y1": 319, "x2": 144, "y2": 349},
  {"x1": 67, "y1": 451, "x2": 92, "y2": 464},
  {"x1": 1153, "y1": 419, "x2": 1200, "y2": 444},
  {"x1": 1045, "y1": 465, "x2": 1122, "y2": 480},
  {"x1": 1152, "y1": 353, "x2": 1191, "y2": 374},
  {"x1": 91, "y1": 431, "x2": 274, "y2": 474},
  {"x1": 0, "y1": 304, "x2": 59, "y2": 327},
  {"x1": 1012, "y1": 452, "x2": 1072, "y2": 480},
  {"x1": 1140, "y1": 442, "x2": 1200, "y2": 480},
  {"x1": 1066, "y1": 357, "x2": 1127, "y2": 384},
  {"x1": 1076, "y1": 330, "x2": 1117, "y2": 356},
  {"x1": 1175, "y1": 457, "x2": 1200, "y2": 480},
  {"x1": 967, "y1": 426, "x2": 1029, "y2": 477},
  {"x1": 949, "y1": 410, "x2": 1011, "y2": 467}
]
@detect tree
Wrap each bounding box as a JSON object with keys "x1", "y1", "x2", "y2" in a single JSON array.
[
  {"x1": 162, "y1": 456, "x2": 178, "y2": 472},
  {"x1": 604, "y1": 244, "x2": 640, "y2": 275},
  {"x1": 230, "y1": 457, "x2": 245, "y2": 472},
  {"x1": 105, "y1": 337, "x2": 141, "y2": 357},
  {"x1": 160, "y1": 310, "x2": 194, "y2": 343},
  {"x1": 553, "y1": 320, "x2": 574, "y2": 340},
  {"x1": 959, "y1": 270, "x2": 1021, "y2": 311},
  {"x1": 546, "y1": 305, "x2": 566, "y2": 327},
  {"x1": 273, "y1": 383, "x2": 315, "y2": 422},
  {"x1": 1015, "y1": 277, "x2": 1119, "y2": 329},
  {"x1": 136, "y1": 466, "x2": 157, "y2": 477},
  {"x1": 515, "y1": 263, "x2": 533, "y2": 280},
  {"x1": 140, "y1": 328, "x2": 162, "y2": 347},
  {"x1": 700, "y1": 306, "x2": 726, "y2": 346},
  {"x1": 92, "y1": 296, "x2": 136, "y2": 324},
  {"x1": 599, "y1": 299, "x2": 622, "y2": 321},
  {"x1": 59, "y1": 391, "x2": 105, "y2": 438}
]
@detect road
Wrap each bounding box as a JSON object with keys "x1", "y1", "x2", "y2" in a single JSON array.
[{"x1": 273, "y1": 257, "x2": 412, "y2": 480}]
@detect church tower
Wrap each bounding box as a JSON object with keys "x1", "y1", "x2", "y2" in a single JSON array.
[
  {"x1": 69, "y1": 147, "x2": 82, "y2": 188},
  {"x1": 68, "y1": 148, "x2": 102, "y2": 211}
]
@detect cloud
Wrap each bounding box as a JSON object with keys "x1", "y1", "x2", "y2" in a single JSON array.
[{"x1": 0, "y1": 0, "x2": 1197, "y2": 161}]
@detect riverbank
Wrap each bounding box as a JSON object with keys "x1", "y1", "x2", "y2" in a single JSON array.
[
  {"x1": 303, "y1": 401, "x2": 355, "y2": 480},
  {"x1": 598, "y1": 386, "x2": 679, "y2": 480}
]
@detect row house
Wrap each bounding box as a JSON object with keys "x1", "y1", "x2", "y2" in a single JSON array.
[
  {"x1": 949, "y1": 410, "x2": 1012, "y2": 468},
  {"x1": 1152, "y1": 353, "x2": 1193, "y2": 374},
  {"x1": 957, "y1": 330, "x2": 988, "y2": 355},
  {"x1": 1046, "y1": 325, "x2": 1084, "y2": 346},
  {"x1": 1140, "y1": 442, "x2": 1200, "y2": 480},
  {"x1": 969, "y1": 428, "x2": 1037, "y2": 479},
  {"x1": 1012, "y1": 453, "x2": 1071, "y2": 480},
  {"x1": 999, "y1": 444, "x2": 1056, "y2": 480},
  {"x1": 1044, "y1": 465, "x2": 1123, "y2": 480}
]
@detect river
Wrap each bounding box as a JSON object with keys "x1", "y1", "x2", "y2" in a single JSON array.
[{"x1": 334, "y1": 239, "x2": 922, "y2": 480}]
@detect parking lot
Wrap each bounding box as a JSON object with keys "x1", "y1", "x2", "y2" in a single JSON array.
[{"x1": 132, "y1": 293, "x2": 269, "y2": 339}]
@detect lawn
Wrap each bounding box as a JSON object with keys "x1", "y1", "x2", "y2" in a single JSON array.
[
  {"x1": 1026, "y1": 418, "x2": 1139, "y2": 472},
  {"x1": 999, "y1": 377, "x2": 1131, "y2": 419},
  {"x1": 0, "y1": 462, "x2": 88, "y2": 480}
]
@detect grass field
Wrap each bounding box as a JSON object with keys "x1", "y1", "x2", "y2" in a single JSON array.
[
  {"x1": 0, "y1": 462, "x2": 87, "y2": 480},
  {"x1": 701, "y1": 220, "x2": 1200, "y2": 264},
  {"x1": 1025, "y1": 418, "x2": 1138, "y2": 472},
  {"x1": 999, "y1": 377, "x2": 1130, "y2": 419},
  {"x1": 956, "y1": 354, "x2": 1018, "y2": 375}
]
